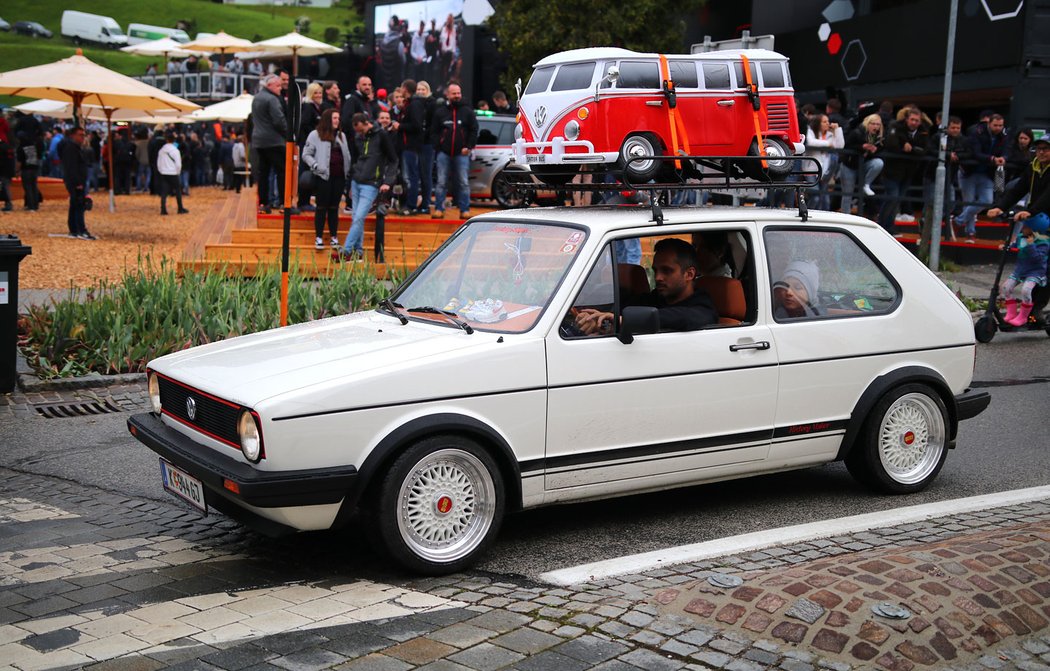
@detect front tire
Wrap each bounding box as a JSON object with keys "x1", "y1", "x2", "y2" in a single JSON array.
[
  {"x1": 742, "y1": 136, "x2": 793, "y2": 180},
  {"x1": 618, "y1": 132, "x2": 663, "y2": 184},
  {"x1": 374, "y1": 435, "x2": 504, "y2": 574},
  {"x1": 845, "y1": 384, "x2": 949, "y2": 494}
]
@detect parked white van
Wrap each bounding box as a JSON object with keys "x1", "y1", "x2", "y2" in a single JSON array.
[
  {"x1": 61, "y1": 11, "x2": 127, "y2": 48},
  {"x1": 127, "y1": 23, "x2": 191, "y2": 45}
]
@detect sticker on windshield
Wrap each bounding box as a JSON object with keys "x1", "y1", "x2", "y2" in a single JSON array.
[{"x1": 562, "y1": 231, "x2": 584, "y2": 254}]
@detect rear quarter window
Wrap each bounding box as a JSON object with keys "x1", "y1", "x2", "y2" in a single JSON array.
[
  {"x1": 765, "y1": 228, "x2": 899, "y2": 321},
  {"x1": 552, "y1": 62, "x2": 596, "y2": 91},
  {"x1": 760, "y1": 62, "x2": 786, "y2": 88}
]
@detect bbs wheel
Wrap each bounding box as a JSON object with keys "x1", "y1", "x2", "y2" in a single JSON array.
[
  {"x1": 742, "y1": 136, "x2": 793, "y2": 180},
  {"x1": 974, "y1": 315, "x2": 996, "y2": 343},
  {"x1": 374, "y1": 435, "x2": 504, "y2": 574},
  {"x1": 618, "y1": 132, "x2": 663, "y2": 183},
  {"x1": 846, "y1": 384, "x2": 949, "y2": 494}
]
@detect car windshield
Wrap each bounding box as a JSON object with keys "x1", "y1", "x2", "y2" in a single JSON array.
[{"x1": 392, "y1": 220, "x2": 586, "y2": 333}]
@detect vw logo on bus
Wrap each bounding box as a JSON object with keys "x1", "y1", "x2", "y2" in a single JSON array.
[
  {"x1": 186, "y1": 397, "x2": 197, "y2": 421},
  {"x1": 534, "y1": 106, "x2": 547, "y2": 129}
]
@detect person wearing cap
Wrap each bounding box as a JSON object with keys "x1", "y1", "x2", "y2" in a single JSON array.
[
  {"x1": 988, "y1": 136, "x2": 1050, "y2": 224},
  {"x1": 998, "y1": 212, "x2": 1050, "y2": 327},
  {"x1": 376, "y1": 88, "x2": 390, "y2": 113},
  {"x1": 773, "y1": 260, "x2": 822, "y2": 319}
]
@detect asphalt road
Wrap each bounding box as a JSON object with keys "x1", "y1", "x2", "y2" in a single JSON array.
[{"x1": 1, "y1": 331, "x2": 1048, "y2": 580}]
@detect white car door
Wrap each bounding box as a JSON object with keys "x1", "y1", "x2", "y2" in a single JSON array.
[{"x1": 543, "y1": 226, "x2": 779, "y2": 501}]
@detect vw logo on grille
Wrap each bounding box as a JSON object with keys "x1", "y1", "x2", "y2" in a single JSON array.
[
  {"x1": 534, "y1": 106, "x2": 547, "y2": 129},
  {"x1": 186, "y1": 397, "x2": 197, "y2": 421}
]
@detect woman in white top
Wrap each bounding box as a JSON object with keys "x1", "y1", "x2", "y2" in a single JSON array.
[{"x1": 804, "y1": 114, "x2": 844, "y2": 211}]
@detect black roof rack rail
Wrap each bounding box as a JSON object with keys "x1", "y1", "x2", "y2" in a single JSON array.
[{"x1": 505, "y1": 154, "x2": 822, "y2": 223}]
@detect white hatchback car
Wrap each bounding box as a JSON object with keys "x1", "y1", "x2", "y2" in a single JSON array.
[{"x1": 129, "y1": 206, "x2": 989, "y2": 574}]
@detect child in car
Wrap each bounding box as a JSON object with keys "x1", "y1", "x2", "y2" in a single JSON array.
[
  {"x1": 773, "y1": 260, "x2": 822, "y2": 319},
  {"x1": 1001, "y1": 212, "x2": 1050, "y2": 326}
]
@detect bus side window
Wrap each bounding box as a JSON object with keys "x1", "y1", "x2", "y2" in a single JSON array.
[
  {"x1": 618, "y1": 61, "x2": 660, "y2": 89},
  {"x1": 760, "y1": 62, "x2": 785, "y2": 88},
  {"x1": 701, "y1": 63, "x2": 731, "y2": 90},
  {"x1": 669, "y1": 61, "x2": 698, "y2": 89},
  {"x1": 732, "y1": 61, "x2": 759, "y2": 89}
]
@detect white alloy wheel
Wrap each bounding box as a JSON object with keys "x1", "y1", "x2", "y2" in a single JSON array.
[
  {"x1": 619, "y1": 133, "x2": 661, "y2": 182},
  {"x1": 876, "y1": 392, "x2": 946, "y2": 485}
]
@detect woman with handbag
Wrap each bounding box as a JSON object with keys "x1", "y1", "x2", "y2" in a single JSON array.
[{"x1": 302, "y1": 109, "x2": 351, "y2": 251}]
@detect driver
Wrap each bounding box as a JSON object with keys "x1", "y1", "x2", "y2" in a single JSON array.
[{"x1": 575, "y1": 238, "x2": 718, "y2": 334}]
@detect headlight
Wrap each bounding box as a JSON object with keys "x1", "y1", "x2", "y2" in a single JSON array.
[
  {"x1": 514, "y1": 123, "x2": 523, "y2": 140},
  {"x1": 564, "y1": 120, "x2": 580, "y2": 141},
  {"x1": 238, "y1": 411, "x2": 263, "y2": 463},
  {"x1": 148, "y1": 371, "x2": 162, "y2": 414}
]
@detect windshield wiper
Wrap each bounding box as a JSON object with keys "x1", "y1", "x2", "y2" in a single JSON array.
[
  {"x1": 407, "y1": 306, "x2": 474, "y2": 334},
  {"x1": 379, "y1": 298, "x2": 408, "y2": 325}
]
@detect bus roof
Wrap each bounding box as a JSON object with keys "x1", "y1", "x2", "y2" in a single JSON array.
[{"x1": 534, "y1": 47, "x2": 787, "y2": 68}]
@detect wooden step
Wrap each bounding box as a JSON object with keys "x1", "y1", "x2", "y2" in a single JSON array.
[
  {"x1": 202, "y1": 243, "x2": 438, "y2": 264},
  {"x1": 253, "y1": 216, "x2": 466, "y2": 233},
  {"x1": 231, "y1": 228, "x2": 456, "y2": 246},
  {"x1": 177, "y1": 257, "x2": 413, "y2": 280}
]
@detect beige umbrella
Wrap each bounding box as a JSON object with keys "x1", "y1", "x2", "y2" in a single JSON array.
[
  {"x1": 16, "y1": 100, "x2": 189, "y2": 124},
  {"x1": 121, "y1": 37, "x2": 202, "y2": 67},
  {"x1": 252, "y1": 32, "x2": 342, "y2": 76},
  {"x1": 183, "y1": 30, "x2": 255, "y2": 69},
  {"x1": 189, "y1": 93, "x2": 254, "y2": 122},
  {"x1": 0, "y1": 50, "x2": 199, "y2": 211}
]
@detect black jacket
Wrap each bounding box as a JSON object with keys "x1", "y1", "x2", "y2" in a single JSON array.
[
  {"x1": 881, "y1": 120, "x2": 928, "y2": 181},
  {"x1": 350, "y1": 126, "x2": 399, "y2": 187},
  {"x1": 400, "y1": 95, "x2": 427, "y2": 152},
  {"x1": 298, "y1": 101, "x2": 323, "y2": 146},
  {"x1": 963, "y1": 127, "x2": 1009, "y2": 177},
  {"x1": 841, "y1": 126, "x2": 882, "y2": 170},
  {"x1": 432, "y1": 99, "x2": 478, "y2": 156},
  {"x1": 340, "y1": 91, "x2": 380, "y2": 136},
  {"x1": 994, "y1": 158, "x2": 1050, "y2": 216},
  {"x1": 632, "y1": 289, "x2": 718, "y2": 332},
  {"x1": 60, "y1": 139, "x2": 88, "y2": 187},
  {"x1": 923, "y1": 131, "x2": 971, "y2": 181}
]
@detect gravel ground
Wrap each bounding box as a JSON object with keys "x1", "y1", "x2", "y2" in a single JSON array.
[{"x1": 0, "y1": 187, "x2": 229, "y2": 289}]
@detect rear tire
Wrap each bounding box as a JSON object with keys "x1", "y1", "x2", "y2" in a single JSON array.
[
  {"x1": 492, "y1": 170, "x2": 524, "y2": 208},
  {"x1": 974, "y1": 316, "x2": 996, "y2": 343},
  {"x1": 373, "y1": 435, "x2": 504, "y2": 575},
  {"x1": 742, "y1": 136, "x2": 793, "y2": 180},
  {"x1": 845, "y1": 384, "x2": 949, "y2": 494}
]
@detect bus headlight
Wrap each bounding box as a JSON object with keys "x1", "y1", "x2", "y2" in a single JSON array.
[
  {"x1": 514, "y1": 123, "x2": 523, "y2": 141},
  {"x1": 565, "y1": 120, "x2": 580, "y2": 141}
]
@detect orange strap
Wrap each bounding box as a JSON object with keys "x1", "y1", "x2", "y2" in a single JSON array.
[
  {"x1": 740, "y1": 54, "x2": 766, "y2": 168},
  {"x1": 658, "y1": 55, "x2": 682, "y2": 169}
]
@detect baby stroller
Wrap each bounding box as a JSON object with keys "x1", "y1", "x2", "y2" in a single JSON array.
[{"x1": 973, "y1": 213, "x2": 1050, "y2": 343}]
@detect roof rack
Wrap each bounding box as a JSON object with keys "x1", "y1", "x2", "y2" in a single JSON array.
[{"x1": 506, "y1": 155, "x2": 822, "y2": 223}]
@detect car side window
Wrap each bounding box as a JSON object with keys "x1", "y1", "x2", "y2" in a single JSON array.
[
  {"x1": 552, "y1": 62, "x2": 596, "y2": 91},
  {"x1": 561, "y1": 245, "x2": 618, "y2": 339},
  {"x1": 760, "y1": 62, "x2": 785, "y2": 88},
  {"x1": 477, "y1": 121, "x2": 499, "y2": 145},
  {"x1": 701, "y1": 63, "x2": 731, "y2": 90},
  {"x1": 497, "y1": 122, "x2": 516, "y2": 145},
  {"x1": 669, "y1": 61, "x2": 698, "y2": 89},
  {"x1": 732, "y1": 61, "x2": 759, "y2": 89},
  {"x1": 765, "y1": 229, "x2": 900, "y2": 322},
  {"x1": 617, "y1": 61, "x2": 660, "y2": 89}
]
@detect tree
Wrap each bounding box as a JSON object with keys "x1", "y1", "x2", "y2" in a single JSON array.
[{"x1": 487, "y1": 0, "x2": 706, "y2": 94}]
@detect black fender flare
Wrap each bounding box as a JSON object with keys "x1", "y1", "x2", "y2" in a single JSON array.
[
  {"x1": 835, "y1": 366, "x2": 958, "y2": 461},
  {"x1": 335, "y1": 413, "x2": 523, "y2": 526}
]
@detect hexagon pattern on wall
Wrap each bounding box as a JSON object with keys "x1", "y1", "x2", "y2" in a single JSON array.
[
  {"x1": 840, "y1": 39, "x2": 867, "y2": 81},
  {"x1": 818, "y1": 22, "x2": 832, "y2": 41},
  {"x1": 980, "y1": 0, "x2": 1024, "y2": 20}
]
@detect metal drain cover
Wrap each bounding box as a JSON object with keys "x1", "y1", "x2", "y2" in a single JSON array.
[
  {"x1": 872, "y1": 602, "x2": 911, "y2": 619},
  {"x1": 707, "y1": 573, "x2": 744, "y2": 589},
  {"x1": 33, "y1": 399, "x2": 124, "y2": 419}
]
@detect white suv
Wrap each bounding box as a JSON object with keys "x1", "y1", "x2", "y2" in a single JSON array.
[{"x1": 129, "y1": 205, "x2": 989, "y2": 574}]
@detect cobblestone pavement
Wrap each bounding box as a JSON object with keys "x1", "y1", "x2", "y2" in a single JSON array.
[{"x1": 0, "y1": 464, "x2": 1048, "y2": 671}]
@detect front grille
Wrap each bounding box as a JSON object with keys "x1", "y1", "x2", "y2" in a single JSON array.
[
  {"x1": 766, "y1": 103, "x2": 791, "y2": 133},
  {"x1": 158, "y1": 375, "x2": 241, "y2": 447}
]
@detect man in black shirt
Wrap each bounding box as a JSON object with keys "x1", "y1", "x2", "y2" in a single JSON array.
[
  {"x1": 575, "y1": 238, "x2": 718, "y2": 334},
  {"x1": 60, "y1": 126, "x2": 95, "y2": 240}
]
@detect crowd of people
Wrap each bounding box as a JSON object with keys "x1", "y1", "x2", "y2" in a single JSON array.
[{"x1": 795, "y1": 99, "x2": 1044, "y2": 242}]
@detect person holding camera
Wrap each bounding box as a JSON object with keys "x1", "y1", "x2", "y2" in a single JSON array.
[{"x1": 60, "y1": 126, "x2": 95, "y2": 240}]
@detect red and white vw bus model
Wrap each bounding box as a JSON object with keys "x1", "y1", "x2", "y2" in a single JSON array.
[{"x1": 512, "y1": 47, "x2": 804, "y2": 185}]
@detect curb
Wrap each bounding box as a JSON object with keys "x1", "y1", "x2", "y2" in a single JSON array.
[{"x1": 15, "y1": 349, "x2": 145, "y2": 393}]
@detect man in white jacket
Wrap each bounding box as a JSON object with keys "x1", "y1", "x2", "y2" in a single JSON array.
[{"x1": 157, "y1": 132, "x2": 188, "y2": 215}]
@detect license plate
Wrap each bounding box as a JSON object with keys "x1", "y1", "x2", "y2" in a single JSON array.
[
  {"x1": 527, "y1": 154, "x2": 546, "y2": 163},
  {"x1": 160, "y1": 459, "x2": 208, "y2": 514}
]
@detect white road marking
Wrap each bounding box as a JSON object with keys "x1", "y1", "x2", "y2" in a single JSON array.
[{"x1": 539, "y1": 485, "x2": 1050, "y2": 586}]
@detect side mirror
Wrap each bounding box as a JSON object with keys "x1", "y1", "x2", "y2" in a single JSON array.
[
  {"x1": 603, "y1": 65, "x2": 620, "y2": 84},
  {"x1": 618, "y1": 306, "x2": 659, "y2": 344},
  {"x1": 514, "y1": 77, "x2": 522, "y2": 101}
]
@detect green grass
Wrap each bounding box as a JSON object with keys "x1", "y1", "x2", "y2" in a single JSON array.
[{"x1": 0, "y1": 0, "x2": 359, "y2": 104}]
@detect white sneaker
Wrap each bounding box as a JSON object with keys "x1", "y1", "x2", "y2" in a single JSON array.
[
  {"x1": 330, "y1": 236, "x2": 339, "y2": 248},
  {"x1": 314, "y1": 237, "x2": 324, "y2": 250},
  {"x1": 862, "y1": 185, "x2": 875, "y2": 197}
]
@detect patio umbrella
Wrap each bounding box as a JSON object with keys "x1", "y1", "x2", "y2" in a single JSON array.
[
  {"x1": 121, "y1": 37, "x2": 201, "y2": 65},
  {"x1": 15, "y1": 100, "x2": 189, "y2": 124},
  {"x1": 183, "y1": 30, "x2": 255, "y2": 68},
  {"x1": 252, "y1": 32, "x2": 342, "y2": 76},
  {"x1": 0, "y1": 49, "x2": 199, "y2": 210},
  {"x1": 13, "y1": 99, "x2": 72, "y2": 118},
  {"x1": 189, "y1": 93, "x2": 253, "y2": 122}
]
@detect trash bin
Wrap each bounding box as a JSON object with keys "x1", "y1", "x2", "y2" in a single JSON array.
[{"x1": 0, "y1": 235, "x2": 32, "y2": 393}]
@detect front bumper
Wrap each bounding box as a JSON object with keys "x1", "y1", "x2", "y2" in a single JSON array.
[
  {"x1": 512, "y1": 137, "x2": 617, "y2": 165},
  {"x1": 955, "y1": 388, "x2": 991, "y2": 421},
  {"x1": 127, "y1": 413, "x2": 358, "y2": 510}
]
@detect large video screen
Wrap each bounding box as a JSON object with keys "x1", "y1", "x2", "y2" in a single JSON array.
[{"x1": 371, "y1": 0, "x2": 468, "y2": 95}]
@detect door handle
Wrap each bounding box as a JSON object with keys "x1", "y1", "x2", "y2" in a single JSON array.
[
  {"x1": 645, "y1": 100, "x2": 663, "y2": 107},
  {"x1": 717, "y1": 99, "x2": 735, "y2": 107},
  {"x1": 730, "y1": 341, "x2": 770, "y2": 352}
]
